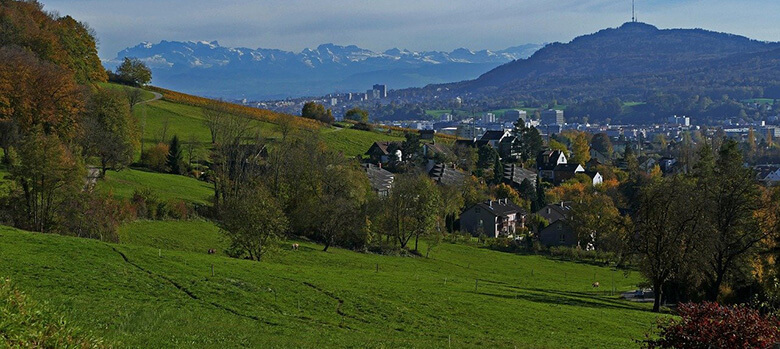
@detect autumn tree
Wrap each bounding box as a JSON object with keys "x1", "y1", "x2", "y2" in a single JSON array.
[
  {"x1": 0, "y1": 1, "x2": 105, "y2": 83},
  {"x1": 115, "y1": 57, "x2": 152, "y2": 86},
  {"x1": 0, "y1": 47, "x2": 85, "y2": 141},
  {"x1": 570, "y1": 132, "x2": 591, "y2": 165},
  {"x1": 81, "y1": 89, "x2": 138, "y2": 175},
  {"x1": 6, "y1": 127, "x2": 85, "y2": 233},
  {"x1": 568, "y1": 193, "x2": 627, "y2": 251}
]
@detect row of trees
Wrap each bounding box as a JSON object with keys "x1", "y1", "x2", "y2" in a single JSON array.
[
  {"x1": 552, "y1": 137, "x2": 780, "y2": 313},
  {"x1": 0, "y1": 3, "x2": 141, "y2": 241}
]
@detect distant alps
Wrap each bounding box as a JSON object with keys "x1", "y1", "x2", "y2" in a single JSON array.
[{"x1": 105, "y1": 41, "x2": 542, "y2": 100}]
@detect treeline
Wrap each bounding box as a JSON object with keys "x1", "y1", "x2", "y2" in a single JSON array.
[
  {"x1": 206, "y1": 117, "x2": 472, "y2": 258},
  {"x1": 0, "y1": 0, "x2": 139, "y2": 241},
  {"x1": 548, "y1": 137, "x2": 780, "y2": 313}
]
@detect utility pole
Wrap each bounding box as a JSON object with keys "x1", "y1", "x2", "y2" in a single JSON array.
[{"x1": 632, "y1": 0, "x2": 637, "y2": 23}]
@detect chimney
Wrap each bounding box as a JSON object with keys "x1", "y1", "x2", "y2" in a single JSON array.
[
  {"x1": 489, "y1": 201, "x2": 493, "y2": 208},
  {"x1": 560, "y1": 201, "x2": 564, "y2": 208},
  {"x1": 378, "y1": 162, "x2": 382, "y2": 169}
]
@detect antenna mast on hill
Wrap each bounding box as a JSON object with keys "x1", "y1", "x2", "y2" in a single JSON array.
[{"x1": 632, "y1": 0, "x2": 637, "y2": 22}]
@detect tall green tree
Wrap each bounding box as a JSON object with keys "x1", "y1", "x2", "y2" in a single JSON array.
[
  {"x1": 218, "y1": 184, "x2": 287, "y2": 261},
  {"x1": 82, "y1": 89, "x2": 138, "y2": 175},
  {"x1": 167, "y1": 135, "x2": 184, "y2": 174},
  {"x1": 633, "y1": 176, "x2": 706, "y2": 312},
  {"x1": 301, "y1": 102, "x2": 334, "y2": 124},
  {"x1": 344, "y1": 108, "x2": 369, "y2": 122},
  {"x1": 383, "y1": 174, "x2": 441, "y2": 250},
  {"x1": 698, "y1": 140, "x2": 765, "y2": 301},
  {"x1": 116, "y1": 57, "x2": 152, "y2": 86}
]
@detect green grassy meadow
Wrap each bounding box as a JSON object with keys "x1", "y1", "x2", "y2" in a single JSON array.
[
  {"x1": 0, "y1": 223, "x2": 662, "y2": 348},
  {"x1": 96, "y1": 168, "x2": 213, "y2": 204}
]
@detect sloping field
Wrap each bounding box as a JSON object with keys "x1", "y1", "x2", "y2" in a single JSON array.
[{"x1": 0, "y1": 224, "x2": 660, "y2": 348}]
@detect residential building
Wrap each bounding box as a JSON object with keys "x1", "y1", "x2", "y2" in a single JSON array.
[
  {"x1": 362, "y1": 163, "x2": 394, "y2": 197},
  {"x1": 372, "y1": 84, "x2": 388, "y2": 98},
  {"x1": 365, "y1": 141, "x2": 402, "y2": 163},
  {"x1": 541, "y1": 109, "x2": 565, "y2": 126},
  {"x1": 428, "y1": 163, "x2": 468, "y2": 186},
  {"x1": 503, "y1": 163, "x2": 538, "y2": 188},
  {"x1": 460, "y1": 199, "x2": 526, "y2": 238},
  {"x1": 535, "y1": 202, "x2": 578, "y2": 247},
  {"x1": 667, "y1": 115, "x2": 690, "y2": 126},
  {"x1": 583, "y1": 171, "x2": 604, "y2": 186},
  {"x1": 505, "y1": 109, "x2": 527, "y2": 123},
  {"x1": 755, "y1": 164, "x2": 780, "y2": 185},
  {"x1": 420, "y1": 129, "x2": 435, "y2": 140},
  {"x1": 535, "y1": 202, "x2": 572, "y2": 225},
  {"x1": 482, "y1": 113, "x2": 496, "y2": 123},
  {"x1": 539, "y1": 220, "x2": 578, "y2": 247}
]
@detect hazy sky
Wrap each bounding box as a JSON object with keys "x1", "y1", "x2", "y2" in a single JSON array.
[{"x1": 41, "y1": 0, "x2": 780, "y2": 59}]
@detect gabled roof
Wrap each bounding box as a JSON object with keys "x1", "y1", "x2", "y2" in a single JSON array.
[
  {"x1": 553, "y1": 163, "x2": 584, "y2": 173},
  {"x1": 424, "y1": 143, "x2": 453, "y2": 158},
  {"x1": 428, "y1": 163, "x2": 468, "y2": 186},
  {"x1": 480, "y1": 130, "x2": 507, "y2": 141},
  {"x1": 362, "y1": 163, "x2": 394, "y2": 192},
  {"x1": 366, "y1": 141, "x2": 401, "y2": 156},
  {"x1": 535, "y1": 202, "x2": 572, "y2": 220},
  {"x1": 537, "y1": 149, "x2": 566, "y2": 167},
  {"x1": 504, "y1": 163, "x2": 537, "y2": 185},
  {"x1": 583, "y1": 171, "x2": 601, "y2": 179},
  {"x1": 472, "y1": 199, "x2": 526, "y2": 217},
  {"x1": 755, "y1": 164, "x2": 780, "y2": 180}
]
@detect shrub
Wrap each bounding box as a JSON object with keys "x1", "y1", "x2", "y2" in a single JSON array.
[
  {"x1": 59, "y1": 192, "x2": 129, "y2": 242},
  {"x1": 643, "y1": 302, "x2": 780, "y2": 348},
  {"x1": 141, "y1": 143, "x2": 170, "y2": 172}
]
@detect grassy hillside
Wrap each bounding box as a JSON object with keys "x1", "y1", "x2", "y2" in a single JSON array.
[
  {"x1": 0, "y1": 224, "x2": 662, "y2": 348},
  {"x1": 96, "y1": 168, "x2": 212, "y2": 204},
  {"x1": 130, "y1": 85, "x2": 404, "y2": 158},
  {"x1": 118, "y1": 220, "x2": 227, "y2": 255}
]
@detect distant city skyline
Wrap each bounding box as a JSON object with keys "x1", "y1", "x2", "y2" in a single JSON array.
[{"x1": 42, "y1": 0, "x2": 780, "y2": 60}]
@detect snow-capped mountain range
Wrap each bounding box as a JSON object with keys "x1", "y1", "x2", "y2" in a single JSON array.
[{"x1": 106, "y1": 41, "x2": 542, "y2": 100}]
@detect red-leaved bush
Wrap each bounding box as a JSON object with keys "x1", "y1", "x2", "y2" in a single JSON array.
[{"x1": 644, "y1": 302, "x2": 780, "y2": 349}]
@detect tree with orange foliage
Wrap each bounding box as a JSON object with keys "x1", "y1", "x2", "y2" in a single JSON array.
[{"x1": 0, "y1": 47, "x2": 85, "y2": 140}]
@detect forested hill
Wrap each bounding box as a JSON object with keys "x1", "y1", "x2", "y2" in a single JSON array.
[{"x1": 412, "y1": 22, "x2": 780, "y2": 102}]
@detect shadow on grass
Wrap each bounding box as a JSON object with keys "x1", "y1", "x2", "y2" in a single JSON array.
[{"x1": 474, "y1": 281, "x2": 652, "y2": 313}]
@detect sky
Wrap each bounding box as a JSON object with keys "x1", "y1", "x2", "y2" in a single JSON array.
[{"x1": 41, "y1": 0, "x2": 780, "y2": 60}]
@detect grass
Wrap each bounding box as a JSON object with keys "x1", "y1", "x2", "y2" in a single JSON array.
[
  {"x1": 320, "y1": 127, "x2": 404, "y2": 157},
  {"x1": 0, "y1": 224, "x2": 663, "y2": 348},
  {"x1": 118, "y1": 220, "x2": 227, "y2": 256},
  {"x1": 744, "y1": 98, "x2": 776, "y2": 105},
  {"x1": 97, "y1": 82, "x2": 156, "y2": 102},
  {"x1": 0, "y1": 277, "x2": 106, "y2": 347},
  {"x1": 96, "y1": 168, "x2": 213, "y2": 204},
  {"x1": 130, "y1": 85, "x2": 404, "y2": 159}
]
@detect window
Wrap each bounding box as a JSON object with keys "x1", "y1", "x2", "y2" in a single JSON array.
[
  {"x1": 559, "y1": 234, "x2": 566, "y2": 243},
  {"x1": 475, "y1": 207, "x2": 481, "y2": 213}
]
